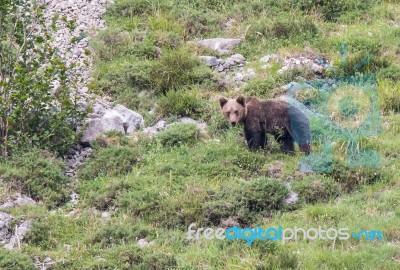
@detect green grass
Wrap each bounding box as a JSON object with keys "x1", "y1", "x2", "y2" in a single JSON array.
[{"x1": 2, "y1": 0, "x2": 400, "y2": 269}]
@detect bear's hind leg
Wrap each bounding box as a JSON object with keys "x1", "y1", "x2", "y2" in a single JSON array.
[
  {"x1": 275, "y1": 133, "x2": 295, "y2": 155},
  {"x1": 299, "y1": 144, "x2": 311, "y2": 155}
]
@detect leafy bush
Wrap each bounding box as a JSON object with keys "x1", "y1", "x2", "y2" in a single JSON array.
[
  {"x1": 203, "y1": 178, "x2": 289, "y2": 226},
  {"x1": 156, "y1": 123, "x2": 200, "y2": 147},
  {"x1": 237, "y1": 177, "x2": 289, "y2": 212},
  {"x1": 330, "y1": 160, "x2": 382, "y2": 191},
  {"x1": 0, "y1": 150, "x2": 70, "y2": 208},
  {"x1": 0, "y1": 1, "x2": 86, "y2": 157},
  {"x1": 0, "y1": 249, "x2": 35, "y2": 270},
  {"x1": 78, "y1": 146, "x2": 141, "y2": 180},
  {"x1": 150, "y1": 47, "x2": 211, "y2": 94},
  {"x1": 292, "y1": 175, "x2": 340, "y2": 203},
  {"x1": 157, "y1": 89, "x2": 205, "y2": 117}
]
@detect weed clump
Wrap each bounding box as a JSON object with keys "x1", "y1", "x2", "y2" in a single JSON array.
[
  {"x1": 292, "y1": 175, "x2": 340, "y2": 203},
  {"x1": 78, "y1": 146, "x2": 140, "y2": 180},
  {"x1": 0, "y1": 150, "x2": 70, "y2": 208},
  {"x1": 156, "y1": 123, "x2": 200, "y2": 147},
  {"x1": 158, "y1": 89, "x2": 205, "y2": 117}
]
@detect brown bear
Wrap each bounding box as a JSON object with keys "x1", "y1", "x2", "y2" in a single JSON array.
[{"x1": 219, "y1": 96, "x2": 311, "y2": 154}]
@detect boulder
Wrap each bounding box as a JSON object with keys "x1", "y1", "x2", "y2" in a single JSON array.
[
  {"x1": 81, "y1": 105, "x2": 143, "y2": 144},
  {"x1": 4, "y1": 219, "x2": 33, "y2": 250},
  {"x1": 0, "y1": 212, "x2": 12, "y2": 246},
  {"x1": 81, "y1": 111, "x2": 125, "y2": 143},
  {"x1": 114, "y1": 104, "x2": 144, "y2": 134},
  {"x1": 142, "y1": 120, "x2": 168, "y2": 137},
  {"x1": 229, "y1": 53, "x2": 246, "y2": 64}
]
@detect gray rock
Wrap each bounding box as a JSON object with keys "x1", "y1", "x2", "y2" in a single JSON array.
[
  {"x1": 142, "y1": 120, "x2": 167, "y2": 137},
  {"x1": 113, "y1": 104, "x2": 144, "y2": 134},
  {"x1": 233, "y1": 72, "x2": 244, "y2": 82},
  {"x1": 195, "y1": 38, "x2": 242, "y2": 54},
  {"x1": 4, "y1": 219, "x2": 33, "y2": 250},
  {"x1": 199, "y1": 56, "x2": 218, "y2": 66},
  {"x1": 81, "y1": 112, "x2": 125, "y2": 143},
  {"x1": 311, "y1": 63, "x2": 323, "y2": 73},
  {"x1": 277, "y1": 66, "x2": 289, "y2": 74},
  {"x1": 137, "y1": 238, "x2": 153, "y2": 248},
  {"x1": 0, "y1": 212, "x2": 12, "y2": 245},
  {"x1": 260, "y1": 54, "x2": 281, "y2": 63},
  {"x1": 0, "y1": 194, "x2": 36, "y2": 209},
  {"x1": 242, "y1": 68, "x2": 255, "y2": 81},
  {"x1": 281, "y1": 81, "x2": 314, "y2": 93},
  {"x1": 229, "y1": 53, "x2": 246, "y2": 64},
  {"x1": 284, "y1": 191, "x2": 299, "y2": 205}
]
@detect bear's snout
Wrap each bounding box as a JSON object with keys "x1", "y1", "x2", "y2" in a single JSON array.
[{"x1": 231, "y1": 122, "x2": 237, "y2": 127}]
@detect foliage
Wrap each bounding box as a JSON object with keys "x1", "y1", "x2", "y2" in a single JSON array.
[
  {"x1": 0, "y1": 149, "x2": 70, "y2": 207},
  {"x1": 157, "y1": 89, "x2": 205, "y2": 117},
  {"x1": 0, "y1": 1, "x2": 86, "y2": 157},
  {"x1": 291, "y1": 0, "x2": 377, "y2": 21},
  {"x1": 78, "y1": 145, "x2": 141, "y2": 180},
  {"x1": 377, "y1": 79, "x2": 400, "y2": 113},
  {"x1": 156, "y1": 123, "x2": 200, "y2": 147},
  {"x1": 292, "y1": 175, "x2": 340, "y2": 203},
  {"x1": 0, "y1": 249, "x2": 35, "y2": 270}
]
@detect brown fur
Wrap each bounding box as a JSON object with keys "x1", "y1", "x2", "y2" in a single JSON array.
[{"x1": 219, "y1": 96, "x2": 311, "y2": 154}]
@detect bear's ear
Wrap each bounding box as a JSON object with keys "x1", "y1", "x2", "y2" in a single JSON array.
[
  {"x1": 219, "y1": 96, "x2": 228, "y2": 108},
  {"x1": 236, "y1": 95, "x2": 246, "y2": 107}
]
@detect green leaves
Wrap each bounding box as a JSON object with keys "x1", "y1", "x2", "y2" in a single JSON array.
[{"x1": 0, "y1": 1, "x2": 86, "y2": 156}]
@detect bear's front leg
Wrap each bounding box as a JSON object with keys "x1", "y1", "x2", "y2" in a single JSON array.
[{"x1": 244, "y1": 127, "x2": 265, "y2": 150}]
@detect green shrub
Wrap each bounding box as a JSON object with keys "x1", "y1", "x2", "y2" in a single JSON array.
[
  {"x1": 106, "y1": 0, "x2": 168, "y2": 17},
  {"x1": 207, "y1": 104, "x2": 231, "y2": 137},
  {"x1": 330, "y1": 160, "x2": 382, "y2": 191},
  {"x1": 291, "y1": 0, "x2": 377, "y2": 21},
  {"x1": 378, "y1": 79, "x2": 400, "y2": 113},
  {"x1": 0, "y1": 150, "x2": 70, "y2": 208},
  {"x1": 78, "y1": 146, "x2": 141, "y2": 180},
  {"x1": 203, "y1": 178, "x2": 289, "y2": 226},
  {"x1": 292, "y1": 175, "x2": 340, "y2": 203},
  {"x1": 378, "y1": 65, "x2": 400, "y2": 82},
  {"x1": 0, "y1": 1, "x2": 86, "y2": 157},
  {"x1": 24, "y1": 218, "x2": 54, "y2": 250},
  {"x1": 150, "y1": 47, "x2": 211, "y2": 94},
  {"x1": 157, "y1": 89, "x2": 205, "y2": 117},
  {"x1": 202, "y1": 199, "x2": 236, "y2": 225},
  {"x1": 237, "y1": 177, "x2": 289, "y2": 212},
  {"x1": 92, "y1": 222, "x2": 155, "y2": 247},
  {"x1": 156, "y1": 123, "x2": 200, "y2": 147},
  {"x1": 79, "y1": 177, "x2": 134, "y2": 210},
  {"x1": 0, "y1": 249, "x2": 35, "y2": 270}
]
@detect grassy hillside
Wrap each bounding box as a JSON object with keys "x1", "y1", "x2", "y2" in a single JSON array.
[{"x1": 1, "y1": 0, "x2": 400, "y2": 269}]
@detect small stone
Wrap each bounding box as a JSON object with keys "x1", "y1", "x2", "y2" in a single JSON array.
[{"x1": 199, "y1": 56, "x2": 218, "y2": 66}]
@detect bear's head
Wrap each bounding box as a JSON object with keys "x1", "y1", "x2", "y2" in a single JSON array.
[{"x1": 219, "y1": 96, "x2": 247, "y2": 126}]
